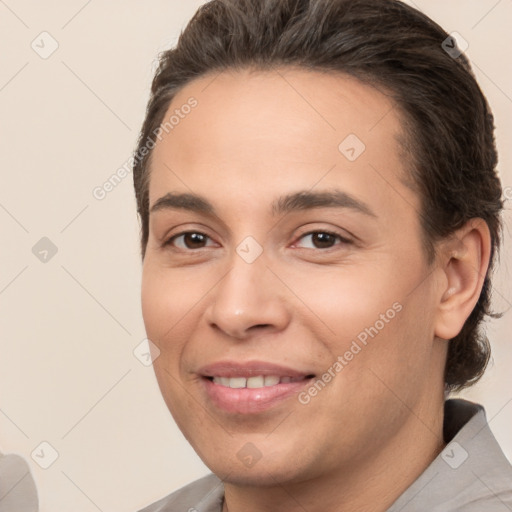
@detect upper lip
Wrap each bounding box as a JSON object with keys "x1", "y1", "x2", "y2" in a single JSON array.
[{"x1": 198, "y1": 360, "x2": 315, "y2": 379}]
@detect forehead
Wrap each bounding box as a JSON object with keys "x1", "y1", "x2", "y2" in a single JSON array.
[{"x1": 149, "y1": 67, "x2": 415, "y2": 216}]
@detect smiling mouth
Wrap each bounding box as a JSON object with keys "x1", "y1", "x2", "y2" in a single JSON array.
[
  {"x1": 206, "y1": 375, "x2": 315, "y2": 389},
  {"x1": 201, "y1": 373, "x2": 316, "y2": 414}
]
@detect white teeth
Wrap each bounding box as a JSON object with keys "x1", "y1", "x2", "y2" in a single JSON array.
[
  {"x1": 247, "y1": 376, "x2": 265, "y2": 388},
  {"x1": 229, "y1": 377, "x2": 247, "y2": 389},
  {"x1": 211, "y1": 375, "x2": 302, "y2": 388},
  {"x1": 264, "y1": 375, "x2": 280, "y2": 386}
]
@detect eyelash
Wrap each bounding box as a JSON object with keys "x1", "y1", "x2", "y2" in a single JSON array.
[{"x1": 163, "y1": 230, "x2": 352, "y2": 251}]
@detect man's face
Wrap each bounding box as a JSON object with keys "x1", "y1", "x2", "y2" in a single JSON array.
[{"x1": 141, "y1": 68, "x2": 447, "y2": 485}]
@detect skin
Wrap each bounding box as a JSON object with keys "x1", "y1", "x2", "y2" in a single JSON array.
[{"x1": 141, "y1": 67, "x2": 491, "y2": 512}]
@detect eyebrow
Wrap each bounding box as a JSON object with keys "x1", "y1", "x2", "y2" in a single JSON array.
[{"x1": 150, "y1": 190, "x2": 376, "y2": 218}]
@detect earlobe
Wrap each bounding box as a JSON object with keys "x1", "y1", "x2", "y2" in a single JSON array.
[{"x1": 434, "y1": 219, "x2": 491, "y2": 341}]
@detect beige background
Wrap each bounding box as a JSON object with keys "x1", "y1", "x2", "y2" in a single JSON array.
[{"x1": 0, "y1": 1, "x2": 511, "y2": 511}]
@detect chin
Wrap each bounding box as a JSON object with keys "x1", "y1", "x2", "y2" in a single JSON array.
[{"x1": 200, "y1": 448, "x2": 313, "y2": 488}]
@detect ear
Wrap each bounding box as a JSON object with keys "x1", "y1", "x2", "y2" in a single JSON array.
[{"x1": 434, "y1": 218, "x2": 492, "y2": 340}]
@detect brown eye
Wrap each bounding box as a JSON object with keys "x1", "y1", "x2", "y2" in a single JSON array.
[
  {"x1": 311, "y1": 232, "x2": 336, "y2": 248},
  {"x1": 166, "y1": 232, "x2": 214, "y2": 249},
  {"x1": 295, "y1": 231, "x2": 351, "y2": 249}
]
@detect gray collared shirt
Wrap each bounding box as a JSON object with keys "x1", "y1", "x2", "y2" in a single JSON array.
[{"x1": 139, "y1": 399, "x2": 512, "y2": 511}]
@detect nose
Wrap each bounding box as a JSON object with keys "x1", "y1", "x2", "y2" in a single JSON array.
[{"x1": 205, "y1": 252, "x2": 291, "y2": 340}]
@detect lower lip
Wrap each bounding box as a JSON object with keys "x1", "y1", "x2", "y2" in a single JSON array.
[{"x1": 202, "y1": 377, "x2": 313, "y2": 414}]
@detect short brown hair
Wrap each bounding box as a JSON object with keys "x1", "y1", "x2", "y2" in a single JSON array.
[{"x1": 133, "y1": 0, "x2": 504, "y2": 391}]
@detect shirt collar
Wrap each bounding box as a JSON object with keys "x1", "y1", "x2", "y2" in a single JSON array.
[{"x1": 387, "y1": 398, "x2": 512, "y2": 511}]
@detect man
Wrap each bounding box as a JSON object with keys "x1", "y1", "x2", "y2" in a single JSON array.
[{"x1": 133, "y1": 0, "x2": 512, "y2": 510}]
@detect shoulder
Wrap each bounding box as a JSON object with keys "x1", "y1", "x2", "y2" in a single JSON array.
[
  {"x1": 137, "y1": 473, "x2": 224, "y2": 512},
  {"x1": 388, "y1": 399, "x2": 512, "y2": 511}
]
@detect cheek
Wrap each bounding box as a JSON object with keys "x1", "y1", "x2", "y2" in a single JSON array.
[
  {"x1": 282, "y1": 257, "x2": 432, "y2": 376},
  {"x1": 141, "y1": 263, "x2": 206, "y2": 344},
  {"x1": 141, "y1": 268, "x2": 192, "y2": 392},
  {"x1": 329, "y1": 272, "x2": 433, "y2": 399},
  {"x1": 141, "y1": 267, "x2": 198, "y2": 411},
  {"x1": 282, "y1": 261, "x2": 402, "y2": 341}
]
